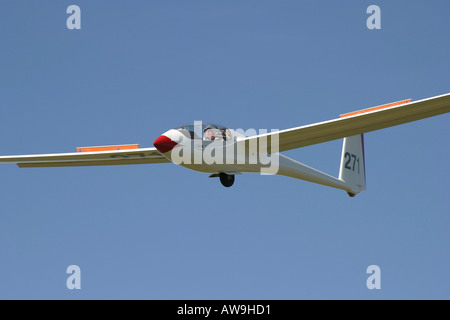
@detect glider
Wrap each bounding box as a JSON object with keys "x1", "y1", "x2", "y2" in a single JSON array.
[{"x1": 1, "y1": 93, "x2": 449, "y2": 197}]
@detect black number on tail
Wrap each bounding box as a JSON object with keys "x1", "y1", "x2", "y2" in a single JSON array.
[{"x1": 344, "y1": 152, "x2": 360, "y2": 173}]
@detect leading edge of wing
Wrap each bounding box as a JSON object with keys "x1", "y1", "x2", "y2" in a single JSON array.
[
  {"x1": 239, "y1": 92, "x2": 450, "y2": 153},
  {"x1": 0, "y1": 147, "x2": 170, "y2": 167}
]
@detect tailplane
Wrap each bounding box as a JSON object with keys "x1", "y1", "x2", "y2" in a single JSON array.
[{"x1": 339, "y1": 134, "x2": 366, "y2": 197}]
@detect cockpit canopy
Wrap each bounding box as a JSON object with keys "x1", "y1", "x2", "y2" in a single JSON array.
[{"x1": 174, "y1": 123, "x2": 232, "y2": 141}]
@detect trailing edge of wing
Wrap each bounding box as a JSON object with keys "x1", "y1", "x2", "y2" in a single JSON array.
[
  {"x1": 239, "y1": 93, "x2": 450, "y2": 153},
  {"x1": 0, "y1": 147, "x2": 170, "y2": 168}
]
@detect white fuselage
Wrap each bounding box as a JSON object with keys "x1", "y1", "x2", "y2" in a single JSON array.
[{"x1": 156, "y1": 128, "x2": 351, "y2": 193}]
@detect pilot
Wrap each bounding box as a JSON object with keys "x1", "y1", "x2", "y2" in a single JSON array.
[
  {"x1": 221, "y1": 129, "x2": 230, "y2": 141},
  {"x1": 204, "y1": 128, "x2": 216, "y2": 141}
]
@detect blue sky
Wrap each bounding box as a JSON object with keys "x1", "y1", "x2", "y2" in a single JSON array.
[{"x1": 0, "y1": 0, "x2": 449, "y2": 299}]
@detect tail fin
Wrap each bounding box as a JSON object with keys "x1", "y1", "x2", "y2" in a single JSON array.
[{"x1": 339, "y1": 134, "x2": 366, "y2": 197}]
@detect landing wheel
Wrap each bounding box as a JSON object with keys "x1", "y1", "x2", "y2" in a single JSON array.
[{"x1": 219, "y1": 173, "x2": 235, "y2": 187}]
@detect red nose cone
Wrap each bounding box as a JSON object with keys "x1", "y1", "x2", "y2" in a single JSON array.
[{"x1": 153, "y1": 135, "x2": 178, "y2": 153}]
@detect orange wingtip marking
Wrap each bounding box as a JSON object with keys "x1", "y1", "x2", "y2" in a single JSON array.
[
  {"x1": 340, "y1": 99, "x2": 412, "y2": 118},
  {"x1": 77, "y1": 144, "x2": 140, "y2": 153}
]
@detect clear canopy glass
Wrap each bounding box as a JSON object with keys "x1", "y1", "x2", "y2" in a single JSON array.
[{"x1": 174, "y1": 123, "x2": 231, "y2": 141}]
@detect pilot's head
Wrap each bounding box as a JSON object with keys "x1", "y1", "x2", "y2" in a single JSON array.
[{"x1": 204, "y1": 128, "x2": 215, "y2": 140}]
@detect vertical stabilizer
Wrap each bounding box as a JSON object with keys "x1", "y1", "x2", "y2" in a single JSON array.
[{"x1": 339, "y1": 134, "x2": 366, "y2": 197}]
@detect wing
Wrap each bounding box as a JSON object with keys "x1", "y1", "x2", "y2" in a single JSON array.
[
  {"x1": 238, "y1": 93, "x2": 450, "y2": 153},
  {"x1": 0, "y1": 145, "x2": 170, "y2": 168}
]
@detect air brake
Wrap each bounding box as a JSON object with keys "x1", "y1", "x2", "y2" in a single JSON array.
[{"x1": 77, "y1": 144, "x2": 140, "y2": 153}]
